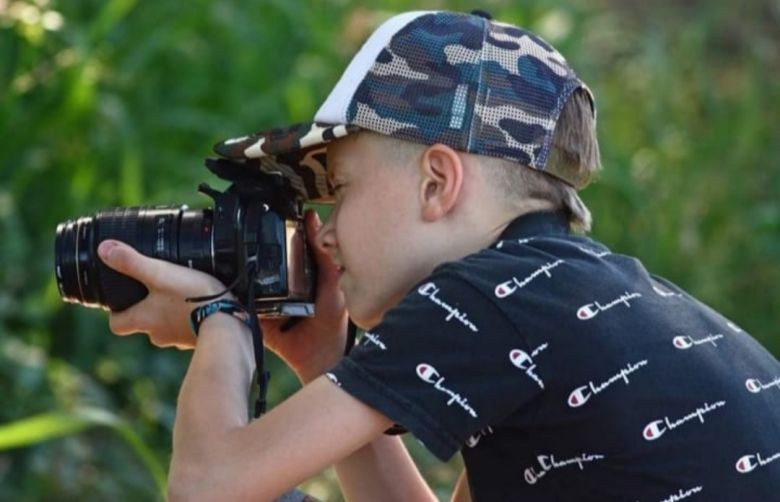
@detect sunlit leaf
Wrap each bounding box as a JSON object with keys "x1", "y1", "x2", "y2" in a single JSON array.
[{"x1": 0, "y1": 407, "x2": 167, "y2": 497}]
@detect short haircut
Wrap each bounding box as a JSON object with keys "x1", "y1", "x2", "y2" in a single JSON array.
[
  {"x1": 477, "y1": 88, "x2": 601, "y2": 232},
  {"x1": 362, "y1": 88, "x2": 601, "y2": 232}
]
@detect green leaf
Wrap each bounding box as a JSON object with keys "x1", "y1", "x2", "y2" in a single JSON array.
[{"x1": 0, "y1": 407, "x2": 167, "y2": 497}]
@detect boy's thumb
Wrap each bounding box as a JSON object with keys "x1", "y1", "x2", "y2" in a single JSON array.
[
  {"x1": 98, "y1": 240, "x2": 120, "y2": 263},
  {"x1": 98, "y1": 240, "x2": 161, "y2": 286},
  {"x1": 98, "y1": 240, "x2": 142, "y2": 277}
]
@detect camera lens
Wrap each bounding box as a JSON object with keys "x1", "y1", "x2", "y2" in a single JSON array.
[{"x1": 55, "y1": 207, "x2": 214, "y2": 312}]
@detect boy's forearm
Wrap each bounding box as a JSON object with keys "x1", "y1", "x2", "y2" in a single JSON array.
[
  {"x1": 169, "y1": 313, "x2": 255, "y2": 497},
  {"x1": 297, "y1": 362, "x2": 436, "y2": 501},
  {"x1": 170, "y1": 316, "x2": 428, "y2": 501},
  {"x1": 335, "y1": 435, "x2": 438, "y2": 502}
]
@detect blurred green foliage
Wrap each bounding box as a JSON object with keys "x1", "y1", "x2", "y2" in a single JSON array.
[{"x1": 1, "y1": 0, "x2": 778, "y2": 500}]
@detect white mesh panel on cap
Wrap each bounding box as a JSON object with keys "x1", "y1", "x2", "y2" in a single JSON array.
[{"x1": 314, "y1": 10, "x2": 435, "y2": 125}]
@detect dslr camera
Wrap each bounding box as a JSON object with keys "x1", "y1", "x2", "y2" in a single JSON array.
[{"x1": 54, "y1": 158, "x2": 317, "y2": 317}]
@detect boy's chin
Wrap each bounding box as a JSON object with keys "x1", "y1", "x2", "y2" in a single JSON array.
[
  {"x1": 345, "y1": 301, "x2": 387, "y2": 331},
  {"x1": 345, "y1": 284, "x2": 413, "y2": 330},
  {"x1": 346, "y1": 311, "x2": 383, "y2": 332}
]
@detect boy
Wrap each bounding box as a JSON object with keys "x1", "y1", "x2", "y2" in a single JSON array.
[{"x1": 97, "y1": 10, "x2": 780, "y2": 501}]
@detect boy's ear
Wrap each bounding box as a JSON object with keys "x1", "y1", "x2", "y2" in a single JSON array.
[{"x1": 418, "y1": 144, "x2": 464, "y2": 222}]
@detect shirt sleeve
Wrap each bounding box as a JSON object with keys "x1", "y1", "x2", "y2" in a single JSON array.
[{"x1": 327, "y1": 268, "x2": 545, "y2": 461}]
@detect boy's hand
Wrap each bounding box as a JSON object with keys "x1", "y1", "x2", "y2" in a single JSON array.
[
  {"x1": 97, "y1": 240, "x2": 231, "y2": 349},
  {"x1": 97, "y1": 210, "x2": 348, "y2": 377},
  {"x1": 261, "y1": 209, "x2": 349, "y2": 383}
]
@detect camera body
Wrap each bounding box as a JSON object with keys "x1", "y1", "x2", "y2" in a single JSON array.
[{"x1": 55, "y1": 158, "x2": 317, "y2": 316}]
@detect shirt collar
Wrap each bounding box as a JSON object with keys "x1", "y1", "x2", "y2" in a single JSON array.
[{"x1": 495, "y1": 211, "x2": 570, "y2": 243}]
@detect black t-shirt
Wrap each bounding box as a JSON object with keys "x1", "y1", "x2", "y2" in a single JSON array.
[{"x1": 327, "y1": 212, "x2": 780, "y2": 501}]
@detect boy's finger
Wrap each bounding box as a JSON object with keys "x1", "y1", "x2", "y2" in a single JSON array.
[
  {"x1": 304, "y1": 210, "x2": 340, "y2": 284},
  {"x1": 108, "y1": 309, "x2": 147, "y2": 336},
  {"x1": 303, "y1": 210, "x2": 346, "y2": 318},
  {"x1": 303, "y1": 209, "x2": 323, "y2": 247},
  {"x1": 98, "y1": 240, "x2": 162, "y2": 287}
]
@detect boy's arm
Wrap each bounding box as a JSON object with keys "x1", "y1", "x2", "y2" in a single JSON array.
[
  {"x1": 333, "y1": 435, "x2": 438, "y2": 501},
  {"x1": 169, "y1": 312, "x2": 396, "y2": 501},
  {"x1": 170, "y1": 313, "x2": 438, "y2": 501},
  {"x1": 98, "y1": 217, "x2": 440, "y2": 500},
  {"x1": 278, "y1": 346, "x2": 437, "y2": 501},
  {"x1": 450, "y1": 469, "x2": 472, "y2": 502}
]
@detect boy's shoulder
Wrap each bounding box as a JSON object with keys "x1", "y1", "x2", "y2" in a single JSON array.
[{"x1": 430, "y1": 215, "x2": 619, "y2": 305}]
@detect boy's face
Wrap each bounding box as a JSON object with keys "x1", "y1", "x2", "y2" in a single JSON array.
[{"x1": 318, "y1": 133, "x2": 429, "y2": 329}]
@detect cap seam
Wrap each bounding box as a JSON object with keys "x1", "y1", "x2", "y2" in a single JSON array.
[
  {"x1": 536, "y1": 78, "x2": 582, "y2": 174},
  {"x1": 467, "y1": 16, "x2": 490, "y2": 152}
]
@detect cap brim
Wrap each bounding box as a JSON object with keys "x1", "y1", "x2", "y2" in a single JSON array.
[{"x1": 213, "y1": 122, "x2": 360, "y2": 201}]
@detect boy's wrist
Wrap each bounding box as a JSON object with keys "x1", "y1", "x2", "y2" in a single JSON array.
[
  {"x1": 198, "y1": 312, "x2": 255, "y2": 358},
  {"x1": 190, "y1": 299, "x2": 246, "y2": 336}
]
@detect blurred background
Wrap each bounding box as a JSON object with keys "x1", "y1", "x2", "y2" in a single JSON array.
[{"x1": 1, "y1": 0, "x2": 778, "y2": 500}]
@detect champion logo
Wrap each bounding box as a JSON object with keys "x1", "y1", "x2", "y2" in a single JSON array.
[
  {"x1": 578, "y1": 245, "x2": 610, "y2": 258},
  {"x1": 736, "y1": 455, "x2": 758, "y2": 474},
  {"x1": 416, "y1": 363, "x2": 478, "y2": 418},
  {"x1": 465, "y1": 426, "x2": 494, "y2": 448},
  {"x1": 576, "y1": 291, "x2": 642, "y2": 320},
  {"x1": 672, "y1": 333, "x2": 724, "y2": 350},
  {"x1": 416, "y1": 363, "x2": 439, "y2": 382},
  {"x1": 325, "y1": 372, "x2": 341, "y2": 387},
  {"x1": 509, "y1": 342, "x2": 548, "y2": 389},
  {"x1": 494, "y1": 260, "x2": 564, "y2": 298},
  {"x1": 745, "y1": 376, "x2": 780, "y2": 394},
  {"x1": 523, "y1": 452, "x2": 605, "y2": 485},
  {"x1": 362, "y1": 331, "x2": 387, "y2": 350},
  {"x1": 642, "y1": 400, "x2": 726, "y2": 441},
  {"x1": 567, "y1": 360, "x2": 648, "y2": 408},
  {"x1": 496, "y1": 238, "x2": 534, "y2": 250},
  {"x1": 659, "y1": 486, "x2": 703, "y2": 502},
  {"x1": 652, "y1": 283, "x2": 682, "y2": 298},
  {"x1": 417, "y1": 282, "x2": 478, "y2": 332},
  {"x1": 727, "y1": 321, "x2": 743, "y2": 333},
  {"x1": 736, "y1": 451, "x2": 780, "y2": 474}
]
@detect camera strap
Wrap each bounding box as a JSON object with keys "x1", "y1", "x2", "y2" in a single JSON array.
[
  {"x1": 245, "y1": 260, "x2": 270, "y2": 418},
  {"x1": 186, "y1": 259, "x2": 269, "y2": 419},
  {"x1": 187, "y1": 256, "x2": 353, "y2": 419}
]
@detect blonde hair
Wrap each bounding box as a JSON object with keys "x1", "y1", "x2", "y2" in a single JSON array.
[
  {"x1": 478, "y1": 88, "x2": 601, "y2": 233},
  {"x1": 362, "y1": 88, "x2": 601, "y2": 232}
]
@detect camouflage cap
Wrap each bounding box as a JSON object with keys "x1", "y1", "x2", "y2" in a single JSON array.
[{"x1": 214, "y1": 10, "x2": 595, "y2": 200}]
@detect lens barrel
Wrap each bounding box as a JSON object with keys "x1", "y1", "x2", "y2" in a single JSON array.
[{"x1": 55, "y1": 207, "x2": 213, "y2": 312}]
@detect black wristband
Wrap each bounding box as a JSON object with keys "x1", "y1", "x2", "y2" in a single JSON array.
[{"x1": 190, "y1": 299, "x2": 249, "y2": 337}]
